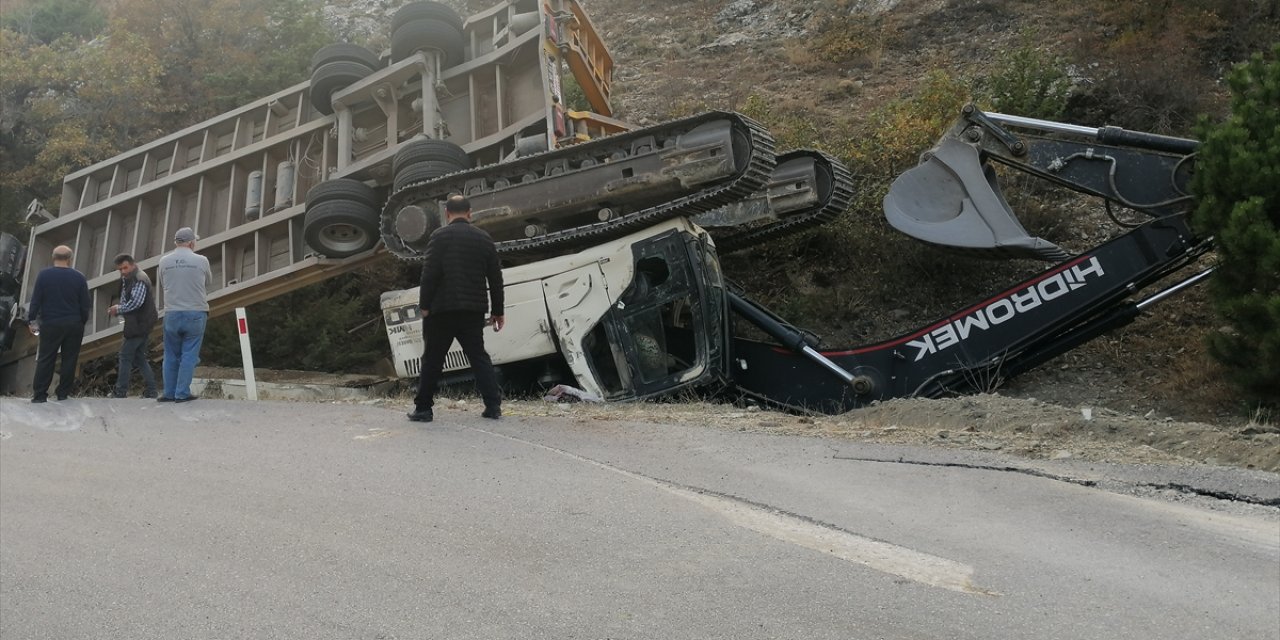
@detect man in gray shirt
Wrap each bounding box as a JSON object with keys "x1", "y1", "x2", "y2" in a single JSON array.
[{"x1": 157, "y1": 227, "x2": 212, "y2": 403}]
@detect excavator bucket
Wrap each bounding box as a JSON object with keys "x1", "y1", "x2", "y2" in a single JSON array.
[{"x1": 883, "y1": 138, "x2": 1069, "y2": 261}]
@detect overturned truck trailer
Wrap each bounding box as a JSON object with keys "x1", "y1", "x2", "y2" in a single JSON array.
[
  {"x1": 0, "y1": 0, "x2": 853, "y2": 394},
  {"x1": 0, "y1": 0, "x2": 623, "y2": 391}
]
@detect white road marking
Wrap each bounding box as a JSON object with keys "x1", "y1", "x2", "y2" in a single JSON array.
[{"x1": 477, "y1": 427, "x2": 997, "y2": 595}]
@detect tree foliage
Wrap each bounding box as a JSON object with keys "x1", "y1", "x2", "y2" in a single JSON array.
[
  {"x1": 1191, "y1": 45, "x2": 1280, "y2": 404},
  {"x1": 0, "y1": 0, "x2": 105, "y2": 43},
  {"x1": 0, "y1": 0, "x2": 333, "y2": 235},
  {"x1": 0, "y1": 28, "x2": 174, "y2": 232},
  {"x1": 110, "y1": 0, "x2": 332, "y2": 117}
]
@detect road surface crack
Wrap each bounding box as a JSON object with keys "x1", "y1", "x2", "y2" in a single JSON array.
[{"x1": 835, "y1": 455, "x2": 1278, "y2": 506}]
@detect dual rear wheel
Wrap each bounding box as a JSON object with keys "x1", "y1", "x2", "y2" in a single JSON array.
[
  {"x1": 302, "y1": 2, "x2": 469, "y2": 259},
  {"x1": 303, "y1": 139, "x2": 471, "y2": 258}
]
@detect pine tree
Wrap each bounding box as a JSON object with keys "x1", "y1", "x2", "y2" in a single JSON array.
[{"x1": 1191, "y1": 44, "x2": 1280, "y2": 404}]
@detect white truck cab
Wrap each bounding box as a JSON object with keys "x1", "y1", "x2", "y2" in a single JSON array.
[{"x1": 380, "y1": 218, "x2": 730, "y2": 400}]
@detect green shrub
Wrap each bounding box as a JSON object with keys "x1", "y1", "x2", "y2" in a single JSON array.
[
  {"x1": 848, "y1": 70, "x2": 971, "y2": 181},
  {"x1": 560, "y1": 75, "x2": 589, "y2": 112},
  {"x1": 982, "y1": 39, "x2": 1071, "y2": 120},
  {"x1": 202, "y1": 263, "x2": 417, "y2": 373},
  {"x1": 1191, "y1": 45, "x2": 1280, "y2": 404}
]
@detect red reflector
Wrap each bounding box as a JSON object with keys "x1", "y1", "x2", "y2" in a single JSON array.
[{"x1": 238, "y1": 318, "x2": 248, "y2": 334}]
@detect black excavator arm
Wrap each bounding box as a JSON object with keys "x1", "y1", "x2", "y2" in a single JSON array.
[{"x1": 725, "y1": 107, "x2": 1212, "y2": 414}]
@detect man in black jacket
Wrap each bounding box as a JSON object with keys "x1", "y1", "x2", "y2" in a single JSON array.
[
  {"x1": 108, "y1": 254, "x2": 159, "y2": 398},
  {"x1": 409, "y1": 195, "x2": 505, "y2": 423},
  {"x1": 26, "y1": 245, "x2": 91, "y2": 402}
]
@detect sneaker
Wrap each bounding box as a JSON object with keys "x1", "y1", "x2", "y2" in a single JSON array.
[
  {"x1": 481, "y1": 406, "x2": 502, "y2": 420},
  {"x1": 175, "y1": 396, "x2": 199, "y2": 403},
  {"x1": 56, "y1": 394, "x2": 68, "y2": 401},
  {"x1": 111, "y1": 391, "x2": 127, "y2": 399},
  {"x1": 31, "y1": 396, "x2": 47, "y2": 404},
  {"x1": 407, "y1": 408, "x2": 433, "y2": 423},
  {"x1": 157, "y1": 396, "x2": 175, "y2": 403},
  {"x1": 142, "y1": 391, "x2": 158, "y2": 399}
]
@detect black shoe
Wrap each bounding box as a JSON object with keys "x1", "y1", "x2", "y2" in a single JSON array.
[
  {"x1": 481, "y1": 406, "x2": 502, "y2": 420},
  {"x1": 142, "y1": 391, "x2": 158, "y2": 399},
  {"x1": 407, "y1": 408, "x2": 433, "y2": 423},
  {"x1": 56, "y1": 394, "x2": 68, "y2": 401},
  {"x1": 111, "y1": 391, "x2": 127, "y2": 399},
  {"x1": 31, "y1": 396, "x2": 47, "y2": 404},
  {"x1": 157, "y1": 396, "x2": 175, "y2": 403},
  {"x1": 175, "y1": 396, "x2": 198, "y2": 403}
]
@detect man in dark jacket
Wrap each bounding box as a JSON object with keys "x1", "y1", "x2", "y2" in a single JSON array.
[
  {"x1": 409, "y1": 194, "x2": 505, "y2": 423},
  {"x1": 26, "y1": 245, "x2": 91, "y2": 402},
  {"x1": 108, "y1": 254, "x2": 159, "y2": 398}
]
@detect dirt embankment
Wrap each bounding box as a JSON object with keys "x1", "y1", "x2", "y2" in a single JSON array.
[
  {"x1": 191, "y1": 364, "x2": 1277, "y2": 473},
  {"x1": 394, "y1": 393, "x2": 1279, "y2": 474}
]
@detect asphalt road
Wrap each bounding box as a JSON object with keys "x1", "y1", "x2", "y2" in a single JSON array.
[{"x1": 2, "y1": 398, "x2": 1277, "y2": 640}]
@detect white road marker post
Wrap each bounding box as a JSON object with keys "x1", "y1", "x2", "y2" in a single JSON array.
[{"x1": 235, "y1": 307, "x2": 259, "y2": 401}]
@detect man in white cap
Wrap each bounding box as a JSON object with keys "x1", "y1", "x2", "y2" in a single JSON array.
[{"x1": 157, "y1": 227, "x2": 212, "y2": 402}]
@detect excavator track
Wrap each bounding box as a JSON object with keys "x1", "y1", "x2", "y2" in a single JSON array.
[
  {"x1": 710, "y1": 150, "x2": 855, "y2": 254},
  {"x1": 380, "y1": 111, "x2": 775, "y2": 261}
]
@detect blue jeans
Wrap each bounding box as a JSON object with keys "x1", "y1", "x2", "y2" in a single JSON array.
[
  {"x1": 162, "y1": 311, "x2": 207, "y2": 400},
  {"x1": 116, "y1": 334, "x2": 157, "y2": 397}
]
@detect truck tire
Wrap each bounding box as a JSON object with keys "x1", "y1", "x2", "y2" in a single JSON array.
[
  {"x1": 305, "y1": 179, "x2": 378, "y2": 209},
  {"x1": 309, "y1": 61, "x2": 375, "y2": 116},
  {"x1": 393, "y1": 139, "x2": 471, "y2": 175},
  {"x1": 391, "y1": 18, "x2": 464, "y2": 66},
  {"x1": 391, "y1": 2, "x2": 464, "y2": 33},
  {"x1": 394, "y1": 160, "x2": 464, "y2": 192},
  {"x1": 634, "y1": 332, "x2": 666, "y2": 376},
  {"x1": 303, "y1": 200, "x2": 380, "y2": 258},
  {"x1": 310, "y1": 43, "x2": 381, "y2": 74}
]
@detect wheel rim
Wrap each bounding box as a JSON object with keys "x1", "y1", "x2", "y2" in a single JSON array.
[{"x1": 318, "y1": 223, "x2": 372, "y2": 253}]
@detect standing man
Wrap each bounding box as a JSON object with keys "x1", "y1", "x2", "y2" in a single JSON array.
[
  {"x1": 409, "y1": 195, "x2": 504, "y2": 423},
  {"x1": 157, "y1": 227, "x2": 211, "y2": 403},
  {"x1": 26, "y1": 245, "x2": 90, "y2": 403},
  {"x1": 107, "y1": 254, "x2": 158, "y2": 398}
]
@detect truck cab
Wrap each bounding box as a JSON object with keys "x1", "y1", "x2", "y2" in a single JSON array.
[{"x1": 380, "y1": 218, "x2": 730, "y2": 400}]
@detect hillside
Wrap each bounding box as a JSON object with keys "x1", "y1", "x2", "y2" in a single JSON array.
[{"x1": 563, "y1": 0, "x2": 1275, "y2": 426}]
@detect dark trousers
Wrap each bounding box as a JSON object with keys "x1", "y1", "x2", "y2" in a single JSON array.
[
  {"x1": 115, "y1": 334, "x2": 157, "y2": 396},
  {"x1": 414, "y1": 311, "x2": 501, "y2": 410},
  {"x1": 32, "y1": 322, "x2": 84, "y2": 400}
]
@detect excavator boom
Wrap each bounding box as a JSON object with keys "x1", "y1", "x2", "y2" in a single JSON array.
[{"x1": 729, "y1": 107, "x2": 1211, "y2": 413}]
